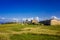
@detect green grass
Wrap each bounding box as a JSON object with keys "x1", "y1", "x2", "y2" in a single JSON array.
[
  {"x1": 40, "y1": 25, "x2": 60, "y2": 31},
  {"x1": 0, "y1": 34, "x2": 9, "y2": 40},
  {"x1": 10, "y1": 33, "x2": 60, "y2": 40},
  {"x1": 0, "y1": 24, "x2": 60, "y2": 40},
  {"x1": 0, "y1": 24, "x2": 60, "y2": 31},
  {"x1": 0, "y1": 24, "x2": 25, "y2": 32}
]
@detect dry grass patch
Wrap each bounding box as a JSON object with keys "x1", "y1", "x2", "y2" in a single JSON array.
[{"x1": 0, "y1": 33, "x2": 10, "y2": 40}]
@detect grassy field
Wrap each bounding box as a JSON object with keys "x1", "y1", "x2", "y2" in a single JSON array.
[{"x1": 0, "y1": 24, "x2": 60, "y2": 40}]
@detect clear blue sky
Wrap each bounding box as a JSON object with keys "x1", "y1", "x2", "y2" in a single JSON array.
[{"x1": 0, "y1": 0, "x2": 60, "y2": 18}]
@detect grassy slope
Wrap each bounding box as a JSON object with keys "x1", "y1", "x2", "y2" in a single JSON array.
[
  {"x1": 10, "y1": 33, "x2": 60, "y2": 40},
  {"x1": 0, "y1": 24, "x2": 60, "y2": 40}
]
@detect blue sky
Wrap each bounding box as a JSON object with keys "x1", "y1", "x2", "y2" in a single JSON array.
[{"x1": 0, "y1": 0, "x2": 60, "y2": 19}]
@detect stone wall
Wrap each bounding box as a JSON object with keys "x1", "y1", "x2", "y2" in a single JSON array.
[
  {"x1": 51, "y1": 19, "x2": 60, "y2": 25},
  {"x1": 31, "y1": 20, "x2": 38, "y2": 24}
]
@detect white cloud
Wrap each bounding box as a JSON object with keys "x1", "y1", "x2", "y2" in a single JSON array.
[
  {"x1": 0, "y1": 17, "x2": 5, "y2": 20},
  {"x1": 28, "y1": 17, "x2": 33, "y2": 21},
  {"x1": 12, "y1": 18, "x2": 19, "y2": 22},
  {"x1": 22, "y1": 18, "x2": 27, "y2": 21},
  {"x1": 12, "y1": 18, "x2": 18, "y2": 20},
  {"x1": 22, "y1": 17, "x2": 33, "y2": 21},
  {"x1": 34, "y1": 17, "x2": 39, "y2": 21},
  {"x1": 51, "y1": 16, "x2": 58, "y2": 19}
]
